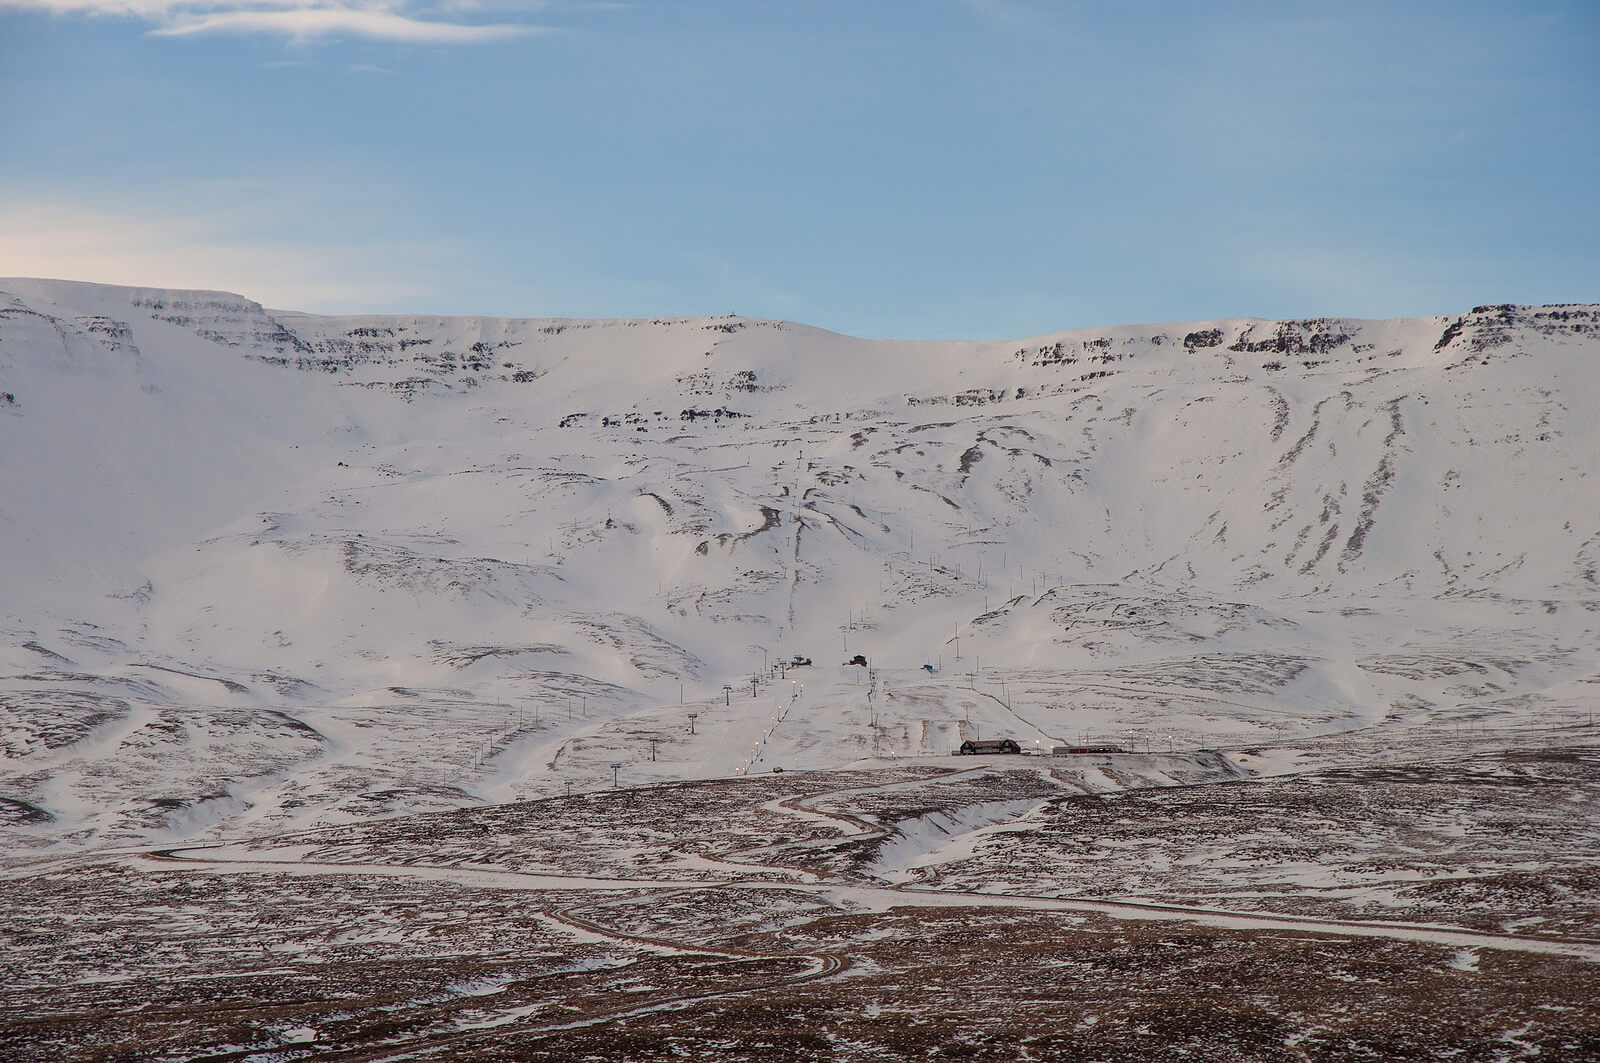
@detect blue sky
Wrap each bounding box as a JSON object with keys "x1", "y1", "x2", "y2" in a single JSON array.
[{"x1": 1, "y1": 0, "x2": 1595, "y2": 339}]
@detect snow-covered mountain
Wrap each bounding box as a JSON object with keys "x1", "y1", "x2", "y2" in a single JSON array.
[{"x1": 3, "y1": 278, "x2": 1597, "y2": 850}]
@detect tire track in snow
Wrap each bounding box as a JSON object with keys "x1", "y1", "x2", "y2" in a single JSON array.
[
  {"x1": 133, "y1": 846, "x2": 855, "y2": 1062},
  {"x1": 137, "y1": 843, "x2": 1600, "y2": 964},
  {"x1": 325, "y1": 887, "x2": 854, "y2": 1063}
]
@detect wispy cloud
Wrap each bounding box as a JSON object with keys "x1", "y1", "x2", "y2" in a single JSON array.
[
  {"x1": 0, "y1": 0, "x2": 549, "y2": 44},
  {"x1": 154, "y1": 5, "x2": 542, "y2": 42}
]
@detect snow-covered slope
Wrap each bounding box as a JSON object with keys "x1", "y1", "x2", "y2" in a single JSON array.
[{"x1": 3, "y1": 278, "x2": 1597, "y2": 849}]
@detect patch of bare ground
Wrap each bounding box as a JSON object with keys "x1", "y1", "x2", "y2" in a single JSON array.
[
  {"x1": 228, "y1": 765, "x2": 952, "y2": 880},
  {"x1": 9, "y1": 880, "x2": 1596, "y2": 1062},
  {"x1": 918, "y1": 749, "x2": 1600, "y2": 937},
  {"x1": 6, "y1": 757, "x2": 1600, "y2": 1060}
]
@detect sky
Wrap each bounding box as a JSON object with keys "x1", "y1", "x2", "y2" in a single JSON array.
[{"x1": 1, "y1": 0, "x2": 1596, "y2": 340}]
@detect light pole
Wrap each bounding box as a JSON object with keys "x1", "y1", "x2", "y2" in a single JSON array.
[
  {"x1": 687, "y1": 712, "x2": 699, "y2": 734},
  {"x1": 610, "y1": 762, "x2": 622, "y2": 787}
]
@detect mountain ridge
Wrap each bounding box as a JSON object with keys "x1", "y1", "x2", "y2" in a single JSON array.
[{"x1": 2, "y1": 278, "x2": 1596, "y2": 850}]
